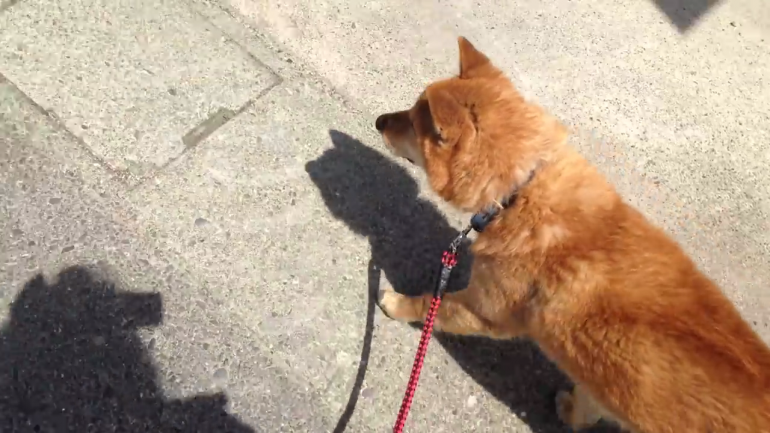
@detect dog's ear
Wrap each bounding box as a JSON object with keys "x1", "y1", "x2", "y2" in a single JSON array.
[
  {"x1": 426, "y1": 86, "x2": 475, "y2": 147},
  {"x1": 458, "y1": 36, "x2": 501, "y2": 79}
]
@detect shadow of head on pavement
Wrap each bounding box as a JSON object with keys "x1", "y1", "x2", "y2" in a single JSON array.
[
  {"x1": 0, "y1": 265, "x2": 254, "y2": 433},
  {"x1": 306, "y1": 130, "x2": 619, "y2": 433},
  {"x1": 305, "y1": 129, "x2": 472, "y2": 297}
]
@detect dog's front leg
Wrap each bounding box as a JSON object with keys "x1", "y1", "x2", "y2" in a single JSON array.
[
  {"x1": 377, "y1": 288, "x2": 486, "y2": 335},
  {"x1": 378, "y1": 284, "x2": 528, "y2": 339},
  {"x1": 378, "y1": 256, "x2": 533, "y2": 339}
]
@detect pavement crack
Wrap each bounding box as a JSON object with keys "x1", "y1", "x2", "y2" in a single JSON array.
[{"x1": 182, "y1": 107, "x2": 239, "y2": 149}]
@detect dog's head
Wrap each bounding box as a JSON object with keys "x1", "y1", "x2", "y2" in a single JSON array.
[{"x1": 375, "y1": 37, "x2": 555, "y2": 212}]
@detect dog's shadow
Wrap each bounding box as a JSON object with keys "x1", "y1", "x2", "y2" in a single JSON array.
[{"x1": 306, "y1": 130, "x2": 619, "y2": 433}]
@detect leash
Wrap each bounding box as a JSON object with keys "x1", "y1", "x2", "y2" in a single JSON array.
[
  {"x1": 392, "y1": 225, "x2": 471, "y2": 433},
  {"x1": 391, "y1": 204, "x2": 507, "y2": 433},
  {"x1": 390, "y1": 170, "x2": 537, "y2": 432}
]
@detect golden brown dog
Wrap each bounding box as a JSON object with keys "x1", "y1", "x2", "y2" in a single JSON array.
[{"x1": 374, "y1": 36, "x2": 770, "y2": 432}]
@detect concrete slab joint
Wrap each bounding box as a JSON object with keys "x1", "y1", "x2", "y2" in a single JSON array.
[{"x1": 0, "y1": 0, "x2": 281, "y2": 186}]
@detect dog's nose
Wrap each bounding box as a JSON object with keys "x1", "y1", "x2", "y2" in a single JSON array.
[{"x1": 375, "y1": 114, "x2": 388, "y2": 132}]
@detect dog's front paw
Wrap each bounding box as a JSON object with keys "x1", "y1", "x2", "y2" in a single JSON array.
[
  {"x1": 377, "y1": 287, "x2": 404, "y2": 319},
  {"x1": 377, "y1": 287, "x2": 423, "y2": 322},
  {"x1": 555, "y1": 387, "x2": 601, "y2": 430},
  {"x1": 555, "y1": 389, "x2": 575, "y2": 426}
]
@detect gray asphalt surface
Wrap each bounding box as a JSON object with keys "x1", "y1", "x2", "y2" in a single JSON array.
[{"x1": 1, "y1": 0, "x2": 768, "y2": 431}]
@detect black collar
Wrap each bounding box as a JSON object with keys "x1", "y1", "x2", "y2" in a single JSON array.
[{"x1": 469, "y1": 170, "x2": 536, "y2": 233}]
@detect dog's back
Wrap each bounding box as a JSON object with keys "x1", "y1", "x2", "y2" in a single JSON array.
[{"x1": 526, "y1": 179, "x2": 770, "y2": 432}]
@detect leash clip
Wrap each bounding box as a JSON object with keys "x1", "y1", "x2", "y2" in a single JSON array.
[{"x1": 434, "y1": 226, "x2": 471, "y2": 298}]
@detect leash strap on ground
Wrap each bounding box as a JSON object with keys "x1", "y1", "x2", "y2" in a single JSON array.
[{"x1": 392, "y1": 227, "x2": 470, "y2": 433}]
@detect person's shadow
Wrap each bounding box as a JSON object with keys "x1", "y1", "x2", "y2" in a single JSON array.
[
  {"x1": 0, "y1": 265, "x2": 254, "y2": 433},
  {"x1": 306, "y1": 130, "x2": 619, "y2": 433}
]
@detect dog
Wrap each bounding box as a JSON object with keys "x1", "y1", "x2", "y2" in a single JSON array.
[{"x1": 374, "y1": 36, "x2": 770, "y2": 432}]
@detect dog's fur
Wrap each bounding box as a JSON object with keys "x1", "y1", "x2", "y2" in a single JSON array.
[{"x1": 374, "y1": 37, "x2": 770, "y2": 432}]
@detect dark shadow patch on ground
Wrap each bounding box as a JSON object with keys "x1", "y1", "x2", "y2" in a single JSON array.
[
  {"x1": 306, "y1": 130, "x2": 619, "y2": 432},
  {"x1": 306, "y1": 130, "x2": 473, "y2": 298},
  {"x1": 0, "y1": 265, "x2": 254, "y2": 433},
  {"x1": 651, "y1": 0, "x2": 720, "y2": 32}
]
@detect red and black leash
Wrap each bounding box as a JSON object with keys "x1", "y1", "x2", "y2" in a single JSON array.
[
  {"x1": 390, "y1": 171, "x2": 535, "y2": 432},
  {"x1": 392, "y1": 225, "x2": 471, "y2": 433},
  {"x1": 392, "y1": 200, "x2": 509, "y2": 432}
]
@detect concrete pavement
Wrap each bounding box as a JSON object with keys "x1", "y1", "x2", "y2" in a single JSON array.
[{"x1": 1, "y1": 0, "x2": 768, "y2": 432}]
